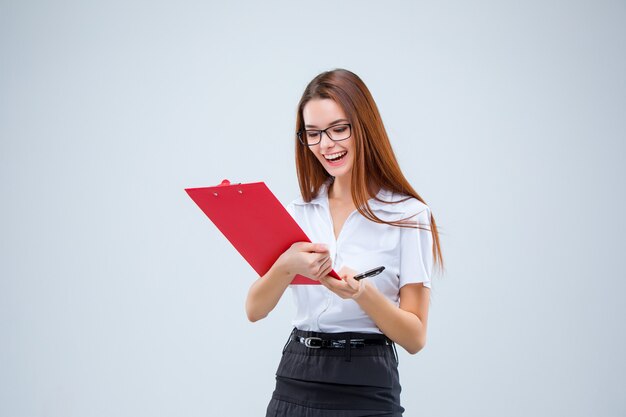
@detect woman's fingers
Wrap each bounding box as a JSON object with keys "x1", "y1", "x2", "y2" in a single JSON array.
[
  {"x1": 285, "y1": 242, "x2": 330, "y2": 279},
  {"x1": 318, "y1": 264, "x2": 362, "y2": 299},
  {"x1": 338, "y1": 266, "x2": 358, "y2": 280},
  {"x1": 315, "y1": 256, "x2": 332, "y2": 277},
  {"x1": 321, "y1": 261, "x2": 333, "y2": 277},
  {"x1": 293, "y1": 242, "x2": 328, "y2": 254},
  {"x1": 345, "y1": 275, "x2": 360, "y2": 291},
  {"x1": 320, "y1": 275, "x2": 342, "y2": 292},
  {"x1": 315, "y1": 255, "x2": 330, "y2": 269},
  {"x1": 320, "y1": 274, "x2": 359, "y2": 299},
  {"x1": 296, "y1": 253, "x2": 329, "y2": 281}
]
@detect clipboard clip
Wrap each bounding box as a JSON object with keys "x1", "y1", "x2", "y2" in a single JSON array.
[
  {"x1": 213, "y1": 179, "x2": 243, "y2": 196},
  {"x1": 217, "y1": 179, "x2": 242, "y2": 187}
]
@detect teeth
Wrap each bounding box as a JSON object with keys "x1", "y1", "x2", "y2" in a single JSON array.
[{"x1": 324, "y1": 151, "x2": 347, "y2": 160}]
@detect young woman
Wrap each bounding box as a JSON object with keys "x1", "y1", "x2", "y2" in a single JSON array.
[{"x1": 246, "y1": 68, "x2": 444, "y2": 417}]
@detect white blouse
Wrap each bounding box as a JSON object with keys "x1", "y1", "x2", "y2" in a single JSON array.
[{"x1": 285, "y1": 178, "x2": 434, "y2": 333}]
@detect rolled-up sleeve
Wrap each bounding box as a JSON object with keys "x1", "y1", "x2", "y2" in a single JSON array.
[{"x1": 399, "y1": 205, "x2": 434, "y2": 289}]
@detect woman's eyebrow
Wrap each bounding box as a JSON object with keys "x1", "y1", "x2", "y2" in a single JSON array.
[{"x1": 305, "y1": 119, "x2": 349, "y2": 128}]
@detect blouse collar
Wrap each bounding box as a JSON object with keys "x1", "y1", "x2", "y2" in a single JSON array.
[{"x1": 293, "y1": 177, "x2": 406, "y2": 214}]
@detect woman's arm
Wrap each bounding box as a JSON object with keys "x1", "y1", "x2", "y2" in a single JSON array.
[
  {"x1": 357, "y1": 282, "x2": 429, "y2": 354},
  {"x1": 320, "y1": 269, "x2": 430, "y2": 354},
  {"x1": 245, "y1": 242, "x2": 332, "y2": 322}
]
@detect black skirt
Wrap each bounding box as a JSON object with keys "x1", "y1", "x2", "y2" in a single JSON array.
[{"x1": 265, "y1": 328, "x2": 405, "y2": 417}]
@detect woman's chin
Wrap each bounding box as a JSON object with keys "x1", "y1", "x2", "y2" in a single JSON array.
[
  {"x1": 317, "y1": 155, "x2": 353, "y2": 179},
  {"x1": 325, "y1": 166, "x2": 352, "y2": 179}
]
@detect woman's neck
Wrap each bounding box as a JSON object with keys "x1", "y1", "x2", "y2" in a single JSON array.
[
  {"x1": 328, "y1": 175, "x2": 352, "y2": 203},
  {"x1": 328, "y1": 175, "x2": 380, "y2": 204}
]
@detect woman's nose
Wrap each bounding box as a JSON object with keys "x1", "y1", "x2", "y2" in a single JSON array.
[{"x1": 319, "y1": 132, "x2": 335, "y2": 149}]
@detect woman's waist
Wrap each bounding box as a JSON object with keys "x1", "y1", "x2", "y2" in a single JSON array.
[
  {"x1": 292, "y1": 328, "x2": 388, "y2": 341},
  {"x1": 291, "y1": 314, "x2": 383, "y2": 334}
]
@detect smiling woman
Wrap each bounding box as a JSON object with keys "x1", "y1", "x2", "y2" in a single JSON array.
[{"x1": 245, "y1": 68, "x2": 444, "y2": 417}]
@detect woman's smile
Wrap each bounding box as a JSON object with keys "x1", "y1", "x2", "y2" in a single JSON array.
[{"x1": 323, "y1": 150, "x2": 348, "y2": 165}]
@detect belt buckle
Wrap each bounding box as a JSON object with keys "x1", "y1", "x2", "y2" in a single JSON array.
[{"x1": 303, "y1": 337, "x2": 323, "y2": 348}]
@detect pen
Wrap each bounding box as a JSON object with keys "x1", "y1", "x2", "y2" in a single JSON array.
[{"x1": 354, "y1": 266, "x2": 385, "y2": 281}]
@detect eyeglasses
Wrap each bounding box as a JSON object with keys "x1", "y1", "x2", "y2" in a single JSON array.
[{"x1": 297, "y1": 123, "x2": 352, "y2": 146}]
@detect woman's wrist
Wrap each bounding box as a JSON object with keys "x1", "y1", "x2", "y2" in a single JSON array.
[{"x1": 268, "y1": 257, "x2": 296, "y2": 284}]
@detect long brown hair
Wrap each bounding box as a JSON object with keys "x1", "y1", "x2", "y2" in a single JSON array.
[{"x1": 294, "y1": 68, "x2": 444, "y2": 272}]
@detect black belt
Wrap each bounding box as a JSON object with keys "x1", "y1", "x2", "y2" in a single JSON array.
[{"x1": 290, "y1": 332, "x2": 391, "y2": 349}]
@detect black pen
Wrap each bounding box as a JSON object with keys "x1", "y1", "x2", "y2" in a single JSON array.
[{"x1": 354, "y1": 266, "x2": 385, "y2": 281}]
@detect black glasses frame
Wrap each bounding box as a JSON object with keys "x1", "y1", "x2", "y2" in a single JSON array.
[{"x1": 297, "y1": 123, "x2": 352, "y2": 146}]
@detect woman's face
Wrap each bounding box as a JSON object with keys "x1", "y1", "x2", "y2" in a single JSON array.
[{"x1": 302, "y1": 98, "x2": 355, "y2": 180}]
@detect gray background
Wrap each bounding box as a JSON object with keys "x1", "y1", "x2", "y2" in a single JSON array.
[{"x1": 1, "y1": 1, "x2": 625, "y2": 416}]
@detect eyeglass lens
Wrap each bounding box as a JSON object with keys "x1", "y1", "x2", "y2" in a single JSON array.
[{"x1": 302, "y1": 124, "x2": 351, "y2": 145}]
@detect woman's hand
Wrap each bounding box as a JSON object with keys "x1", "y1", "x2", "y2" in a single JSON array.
[
  {"x1": 276, "y1": 242, "x2": 333, "y2": 281},
  {"x1": 319, "y1": 266, "x2": 363, "y2": 299},
  {"x1": 246, "y1": 241, "x2": 331, "y2": 322}
]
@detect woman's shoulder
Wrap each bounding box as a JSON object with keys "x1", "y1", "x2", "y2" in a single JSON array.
[
  {"x1": 287, "y1": 194, "x2": 320, "y2": 209},
  {"x1": 370, "y1": 188, "x2": 430, "y2": 217},
  {"x1": 287, "y1": 180, "x2": 331, "y2": 209},
  {"x1": 285, "y1": 194, "x2": 321, "y2": 217}
]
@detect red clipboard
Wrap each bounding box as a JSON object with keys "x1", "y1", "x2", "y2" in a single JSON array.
[{"x1": 185, "y1": 179, "x2": 340, "y2": 285}]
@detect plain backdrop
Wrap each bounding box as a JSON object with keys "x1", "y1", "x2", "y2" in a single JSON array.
[{"x1": 1, "y1": 1, "x2": 625, "y2": 416}]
